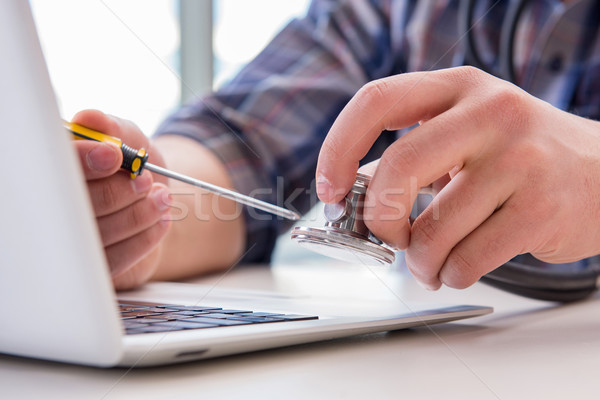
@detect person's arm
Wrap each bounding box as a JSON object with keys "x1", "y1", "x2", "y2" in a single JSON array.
[
  {"x1": 150, "y1": 134, "x2": 245, "y2": 282},
  {"x1": 75, "y1": 0, "x2": 405, "y2": 289}
]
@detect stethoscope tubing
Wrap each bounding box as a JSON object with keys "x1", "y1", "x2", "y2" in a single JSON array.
[
  {"x1": 460, "y1": 0, "x2": 529, "y2": 82},
  {"x1": 481, "y1": 261, "x2": 600, "y2": 302}
]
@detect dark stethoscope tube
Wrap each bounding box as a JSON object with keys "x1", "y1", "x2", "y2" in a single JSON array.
[
  {"x1": 459, "y1": 0, "x2": 600, "y2": 302},
  {"x1": 460, "y1": 0, "x2": 529, "y2": 82},
  {"x1": 480, "y1": 261, "x2": 600, "y2": 303}
]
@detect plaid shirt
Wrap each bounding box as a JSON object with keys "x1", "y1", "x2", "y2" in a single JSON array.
[{"x1": 156, "y1": 0, "x2": 600, "y2": 263}]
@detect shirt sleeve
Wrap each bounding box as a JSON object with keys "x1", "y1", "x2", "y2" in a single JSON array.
[{"x1": 154, "y1": 0, "x2": 406, "y2": 263}]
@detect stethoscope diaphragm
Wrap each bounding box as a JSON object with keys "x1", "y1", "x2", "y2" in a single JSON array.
[
  {"x1": 291, "y1": 226, "x2": 395, "y2": 265},
  {"x1": 291, "y1": 173, "x2": 395, "y2": 266}
]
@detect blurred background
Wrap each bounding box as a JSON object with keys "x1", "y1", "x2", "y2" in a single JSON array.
[{"x1": 31, "y1": 0, "x2": 310, "y2": 135}]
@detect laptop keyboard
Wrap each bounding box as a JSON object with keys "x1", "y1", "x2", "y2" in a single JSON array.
[{"x1": 119, "y1": 300, "x2": 318, "y2": 335}]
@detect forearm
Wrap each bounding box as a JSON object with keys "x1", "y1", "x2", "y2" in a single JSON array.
[{"x1": 150, "y1": 135, "x2": 245, "y2": 281}]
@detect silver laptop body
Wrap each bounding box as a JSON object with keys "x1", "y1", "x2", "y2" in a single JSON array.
[{"x1": 0, "y1": 0, "x2": 491, "y2": 367}]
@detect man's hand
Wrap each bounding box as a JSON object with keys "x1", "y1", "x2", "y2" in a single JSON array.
[
  {"x1": 316, "y1": 66, "x2": 600, "y2": 290},
  {"x1": 72, "y1": 110, "x2": 172, "y2": 290}
]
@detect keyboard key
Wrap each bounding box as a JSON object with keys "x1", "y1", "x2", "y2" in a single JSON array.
[
  {"x1": 128, "y1": 325, "x2": 183, "y2": 334},
  {"x1": 144, "y1": 314, "x2": 201, "y2": 321},
  {"x1": 165, "y1": 305, "x2": 223, "y2": 312},
  {"x1": 218, "y1": 309, "x2": 253, "y2": 314},
  {"x1": 123, "y1": 307, "x2": 180, "y2": 313},
  {"x1": 152, "y1": 321, "x2": 218, "y2": 329},
  {"x1": 123, "y1": 320, "x2": 151, "y2": 329},
  {"x1": 119, "y1": 301, "x2": 174, "y2": 308},
  {"x1": 276, "y1": 314, "x2": 319, "y2": 321},
  {"x1": 193, "y1": 313, "x2": 234, "y2": 319},
  {"x1": 229, "y1": 316, "x2": 285, "y2": 323},
  {"x1": 178, "y1": 317, "x2": 251, "y2": 326},
  {"x1": 121, "y1": 311, "x2": 163, "y2": 318},
  {"x1": 245, "y1": 312, "x2": 284, "y2": 317},
  {"x1": 165, "y1": 311, "x2": 210, "y2": 316},
  {"x1": 139, "y1": 317, "x2": 172, "y2": 323}
]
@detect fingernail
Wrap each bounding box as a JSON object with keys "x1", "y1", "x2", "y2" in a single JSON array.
[
  {"x1": 316, "y1": 174, "x2": 334, "y2": 201},
  {"x1": 415, "y1": 279, "x2": 438, "y2": 291},
  {"x1": 151, "y1": 186, "x2": 172, "y2": 212},
  {"x1": 87, "y1": 143, "x2": 118, "y2": 171},
  {"x1": 131, "y1": 172, "x2": 152, "y2": 194}
]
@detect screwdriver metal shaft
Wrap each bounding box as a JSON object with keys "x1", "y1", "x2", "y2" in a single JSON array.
[{"x1": 144, "y1": 163, "x2": 300, "y2": 221}]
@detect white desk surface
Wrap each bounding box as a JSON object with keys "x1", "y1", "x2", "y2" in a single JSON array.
[{"x1": 2, "y1": 261, "x2": 599, "y2": 400}]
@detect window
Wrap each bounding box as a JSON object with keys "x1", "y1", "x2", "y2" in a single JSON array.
[
  {"x1": 31, "y1": 0, "x2": 180, "y2": 136},
  {"x1": 213, "y1": 0, "x2": 310, "y2": 88},
  {"x1": 31, "y1": 0, "x2": 310, "y2": 135}
]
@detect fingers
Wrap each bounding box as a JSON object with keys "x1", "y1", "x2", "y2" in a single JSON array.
[
  {"x1": 106, "y1": 217, "x2": 171, "y2": 277},
  {"x1": 404, "y1": 166, "x2": 513, "y2": 289},
  {"x1": 315, "y1": 66, "x2": 600, "y2": 291},
  {"x1": 75, "y1": 140, "x2": 122, "y2": 181},
  {"x1": 92, "y1": 175, "x2": 171, "y2": 280},
  {"x1": 71, "y1": 109, "x2": 149, "y2": 183},
  {"x1": 437, "y1": 200, "x2": 530, "y2": 289},
  {"x1": 316, "y1": 68, "x2": 477, "y2": 204},
  {"x1": 71, "y1": 109, "x2": 149, "y2": 149},
  {"x1": 72, "y1": 108, "x2": 168, "y2": 186},
  {"x1": 112, "y1": 246, "x2": 164, "y2": 291},
  {"x1": 87, "y1": 170, "x2": 153, "y2": 216},
  {"x1": 70, "y1": 110, "x2": 174, "y2": 289},
  {"x1": 97, "y1": 183, "x2": 172, "y2": 246},
  {"x1": 362, "y1": 106, "x2": 488, "y2": 249}
]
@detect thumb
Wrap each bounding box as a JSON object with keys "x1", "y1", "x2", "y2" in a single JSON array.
[
  {"x1": 74, "y1": 140, "x2": 122, "y2": 180},
  {"x1": 315, "y1": 146, "x2": 360, "y2": 204}
]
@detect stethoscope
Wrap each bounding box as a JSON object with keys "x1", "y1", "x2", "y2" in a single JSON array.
[
  {"x1": 291, "y1": 1, "x2": 600, "y2": 303},
  {"x1": 291, "y1": 173, "x2": 396, "y2": 268}
]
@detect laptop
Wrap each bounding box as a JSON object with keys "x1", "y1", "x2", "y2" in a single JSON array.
[{"x1": 0, "y1": 0, "x2": 492, "y2": 367}]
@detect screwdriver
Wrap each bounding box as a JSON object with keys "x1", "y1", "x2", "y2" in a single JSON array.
[{"x1": 65, "y1": 120, "x2": 300, "y2": 221}]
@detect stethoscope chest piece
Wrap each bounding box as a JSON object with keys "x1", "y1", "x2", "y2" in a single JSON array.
[{"x1": 291, "y1": 173, "x2": 395, "y2": 265}]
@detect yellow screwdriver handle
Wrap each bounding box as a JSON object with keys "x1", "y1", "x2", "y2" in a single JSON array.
[{"x1": 64, "y1": 120, "x2": 148, "y2": 179}]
